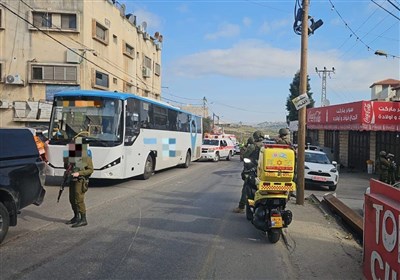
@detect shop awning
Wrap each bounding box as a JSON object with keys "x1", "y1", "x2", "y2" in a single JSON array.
[{"x1": 307, "y1": 101, "x2": 400, "y2": 131}]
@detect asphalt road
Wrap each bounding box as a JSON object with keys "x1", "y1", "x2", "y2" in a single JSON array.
[{"x1": 0, "y1": 156, "x2": 367, "y2": 280}]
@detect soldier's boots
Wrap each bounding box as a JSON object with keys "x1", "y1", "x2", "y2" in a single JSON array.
[
  {"x1": 66, "y1": 211, "x2": 80, "y2": 225},
  {"x1": 72, "y1": 213, "x2": 88, "y2": 228}
]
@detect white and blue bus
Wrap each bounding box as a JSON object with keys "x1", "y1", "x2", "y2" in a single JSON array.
[{"x1": 46, "y1": 90, "x2": 202, "y2": 179}]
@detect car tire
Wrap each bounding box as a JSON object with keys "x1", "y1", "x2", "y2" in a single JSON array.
[
  {"x1": 141, "y1": 154, "x2": 154, "y2": 180},
  {"x1": 0, "y1": 202, "x2": 10, "y2": 244},
  {"x1": 329, "y1": 185, "x2": 337, "y2": 191},
  {"x1": 213, "y1": 153, "x2": 220, "y2": 162},
  {"x1": 226, "y1": 151, "x2": 231, "y2": 161}
]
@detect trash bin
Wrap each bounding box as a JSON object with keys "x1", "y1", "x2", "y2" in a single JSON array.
[{"x1": 366, "y1": 160, "x2": 374, "y2": 174}]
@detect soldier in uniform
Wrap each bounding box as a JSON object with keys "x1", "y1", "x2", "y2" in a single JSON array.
[
  {"x1": 276, "y1": 128, "x2": 291, "y2": 145},
  {"x1": 64, "y1": 138, "x2": 94, "y2": 227},
  {"x1": 233, "y1": 131, "x2": 264, "y2": 213},
  {"x1": 377, "y1": 151, "x2": 390, "y2": 184}
]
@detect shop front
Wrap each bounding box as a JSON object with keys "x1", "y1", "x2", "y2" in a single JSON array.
[{"x1": 307, "y1": 101, "x2": 400, "y2": 171}]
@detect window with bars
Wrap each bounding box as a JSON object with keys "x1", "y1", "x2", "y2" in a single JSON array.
[
  {"x1": 94, "y1": 70, "x2": 109, "y2": 89},
  {"x1": 92, "y1": 19, "x2": 109, "y2": 45},
  {"x1": 31, "y1": 12, "x2": 77, "y2": 31},
  {"x1": 154, "y1": 63, "x2": 161, "y2": 76},
  {"x1": 143, "y1": 56, "x2": 152, "y2": 69},
  {"x1": 31, "y1": 64, "x2": 78, "y2": 83},
  {"x1": 33, "y1": 12, "x2": 52, "y2": 28},
  {"x1": 123, "y1": 41, "x2": 135, "y2": 58}
]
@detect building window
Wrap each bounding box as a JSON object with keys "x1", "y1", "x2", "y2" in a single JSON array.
[
  {"x1": 113, "y1": 34, "x2": 118, "y2": 44},
  {"x1": 61, "y1": 14, "x2": 77, "y2": 30},
  {"x1": 123, "y1": 41, "x2": 135, "y2": 59},
  {"x1": 30, "y1": 64, "x2": 78, "y2": 84},
  {"x1": 113, "y1": 77, "x2": 117, "y2": 85},
  {"x1": 0, "y1": 9, "x2": 3, "y2": 29},
  {"x1": 94, "y1": 70, "x2": 109, "y2": 89},
  {"x1": 154, "y1": 63, "x2": 161, "y2": 76},
  {"x1": 33, "y1": 12, "x2": 52, "y2": 28},
  {"x1": 143, "y1": 56, "x2": 152, "y2": 69},
  {"x1": 124, "y1": 82, "x2": 133, "y2": 93},
  {"x1": 0, "y1": 62, "x2": 3, "y2": 83},
  {"x1": 31, "y1": 11, "x2": 78, "y2": 32},
  {"x1": 92, "y1": 19, "x2": 109, "y2": 45}
]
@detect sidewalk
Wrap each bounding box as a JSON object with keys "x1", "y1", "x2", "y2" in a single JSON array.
[{"x1": 283, "y1": 196, "x2": 364, "y2": 279}]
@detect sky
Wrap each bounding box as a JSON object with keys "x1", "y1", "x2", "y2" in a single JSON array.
[{"x1": 124, "y1": 0, "x2": 399, "y2": 124}]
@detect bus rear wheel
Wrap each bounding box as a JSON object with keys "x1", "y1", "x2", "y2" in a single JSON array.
[{"x1": 141, "y1": 154, "x2": 154, "y2": 180}]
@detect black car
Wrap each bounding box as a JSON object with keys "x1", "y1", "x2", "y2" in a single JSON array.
[{"x1": 0, "y1": 128, "x2": 46, "y2": 244}]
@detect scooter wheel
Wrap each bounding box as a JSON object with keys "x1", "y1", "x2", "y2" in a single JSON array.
[
  {"x1": 268, "y1": 229, "x2": 281, "y2": 243},
  {"x1": 245, "y1": 204, "x2": 253, "y2": 221}
]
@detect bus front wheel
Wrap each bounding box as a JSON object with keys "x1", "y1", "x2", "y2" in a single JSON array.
[
  {"x1": 141, "y1": 155, "x2": 154, "y2": 180},
  {"x1": 181, "y1": 151, "x2": 191, "y2": 168}
]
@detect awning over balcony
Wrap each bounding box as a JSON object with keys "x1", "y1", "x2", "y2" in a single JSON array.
[{"x1": 307, "y1": 101, "x2": 400, "y2": 131}]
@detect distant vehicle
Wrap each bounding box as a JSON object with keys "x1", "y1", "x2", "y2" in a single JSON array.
[
  {"x1": 234, "y1": 144, "x2": 241, "y2": 155},
  {"x1": 262, "y1": 139, "x2": 276, "y2": 145},
  {"x1": 0, "y1": 128, "x2": 46, "y2": 244},
  {"x1": 46, "y1": 90, "x2": 202, "y2": 180},
  {"x1": 200, "y1": 138, "x2": 235, "y2": 162},
  {"x1": 304, "y1": 150, "x2": 339, "y2": 191}
]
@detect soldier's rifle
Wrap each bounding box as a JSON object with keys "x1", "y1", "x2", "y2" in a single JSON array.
[{"x1": 57, "y1": 163, "x2": 74, "y2": 203}]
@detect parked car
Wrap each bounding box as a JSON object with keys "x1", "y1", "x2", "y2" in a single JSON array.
[
  {"x1": 0, "y1": 128, "x2": 46, "y2": 244},
  {"x1": 304, "y1": 150, "x2": 339, "y2": 191}
]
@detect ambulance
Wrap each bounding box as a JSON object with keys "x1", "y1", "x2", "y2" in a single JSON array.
[{"x1": 200, "y1": 134, "x2": 236, "y2": 162}]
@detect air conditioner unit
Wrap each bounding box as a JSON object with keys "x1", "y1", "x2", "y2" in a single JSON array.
[
  {"x1": 137, "y1": 25, "x2": 143, "y2": 34},
  {"x1": 5, "y1": 74, "x2": 23, "y2": 85},
  {"x1": 143, "y1": 32, "x2": 150, "y2": 40},
  {"x1": 142, "y1": 67, "x2": 151, "y2": 78},
  {"x1": 0, "y1": 100, "x2": 10, "y2": 109}
]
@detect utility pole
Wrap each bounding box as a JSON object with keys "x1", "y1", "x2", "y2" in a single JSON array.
[
  {"x1": 315, "y1": 67, "x2": 335, "y2": 107},
  {"x1": 297, "y1": 0, "x2": 309, "y2": 206},
  {"x1": 202, "y1": 97, "x2": 207, "y2": 118}
]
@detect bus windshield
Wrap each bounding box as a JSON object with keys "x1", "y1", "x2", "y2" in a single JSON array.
[{"x1": 49, "y1": 96, "x2": 123, "y2": 147}]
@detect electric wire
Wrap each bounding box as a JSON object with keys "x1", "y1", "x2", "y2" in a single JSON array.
[
  {"x1": 387, "y1": 0, "x2": 400, "y2": 11},
  {"x1": 328, "y1": 0, "x2": 399, "y2": 59},
  {"x1": 370, "y1": 0, "x2": 400, "y2": 20}
]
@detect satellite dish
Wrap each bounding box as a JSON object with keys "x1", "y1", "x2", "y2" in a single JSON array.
[
  {"x1": 158, "y1": 35, "x2": 163, "y2": 43},
  {"x1": 127, "y1": 14, "x2": 136, "y2": 25},
  {"x1": 154, "y1": 32, "x2": 160, "y2": 40},
  {"x1": 119, "y1": 4, "x2": 126, "y2": 16},
  {"x1": 142, "y1": 21, "x2": 147, "y2": 32}
]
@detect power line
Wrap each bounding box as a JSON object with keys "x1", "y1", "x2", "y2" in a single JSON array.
[
  {"x1": 371, "y1": 0, "x2": 400, "y2": 20},
  {"x1": 328, "y1": 0, "x2": 399, "y2": 59}
]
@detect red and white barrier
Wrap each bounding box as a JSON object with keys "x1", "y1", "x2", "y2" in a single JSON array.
[{"x1": 364, "y1": 179, "x2": 400, "y2": 280}]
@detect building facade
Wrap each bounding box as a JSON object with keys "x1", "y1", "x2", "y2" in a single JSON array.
[
  {"x1": 305, "y1": 79, "x2": 400, "y2": 171},
  {"x1": 0, "y1": 0, "x2": 162, "y2": 128}
]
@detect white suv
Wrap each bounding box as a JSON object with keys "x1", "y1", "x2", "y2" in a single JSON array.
[
  {"x1": 304, "y1": 150, "x2": 339, "y2": 191},
  {"x1": 201, "y1": 138, "x2": 234, "y2": 162}
]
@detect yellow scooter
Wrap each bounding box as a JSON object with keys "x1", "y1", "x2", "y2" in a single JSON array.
[{"x1": 245, "y1": 144, "x2": 296, "y2": 243}]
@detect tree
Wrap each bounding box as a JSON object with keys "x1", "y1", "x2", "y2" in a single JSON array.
[
  {"x1": 286, "y1": 71, "x2": 315, "y2": 121},
  {"x1": 202, "y1": 117, "x2": 213, "y2": 134}
]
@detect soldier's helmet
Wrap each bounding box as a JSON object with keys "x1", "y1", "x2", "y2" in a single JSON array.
[
  {"x1": 252, "y1": 130, "x2": 264, "y2": 142},
  {"x1": 379, "y1": 150, "x2": 387, "y2": 157},
  {"x1": 279, "y1": 128, "x2": 289, "y2": 136}
]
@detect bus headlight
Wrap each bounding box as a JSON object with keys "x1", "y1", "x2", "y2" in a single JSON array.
[{"x1": 100, "y1": 157, "x2": 121, "y2": 170}]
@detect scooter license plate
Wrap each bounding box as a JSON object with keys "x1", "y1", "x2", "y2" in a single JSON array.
[{"x1": 271, "y1": 216, "x2": 283, "y2": 228}]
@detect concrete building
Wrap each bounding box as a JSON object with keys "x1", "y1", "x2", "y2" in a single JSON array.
[
  {"x1": 305, "y1": 78, "x2": 400, "y2": 171},
  {"x1": 0, "y1": 0, "x2": 162, "y2": 128}
]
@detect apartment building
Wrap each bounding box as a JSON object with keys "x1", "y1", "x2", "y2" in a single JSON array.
[{"x1": 0, "y1": 0, "x2": 162, "y2": 128}]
